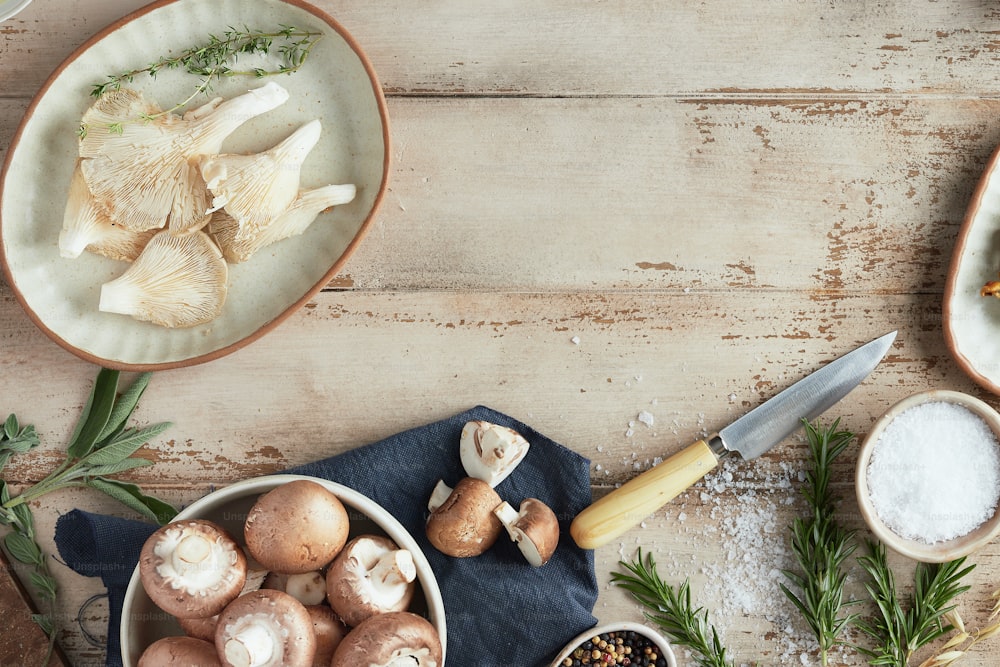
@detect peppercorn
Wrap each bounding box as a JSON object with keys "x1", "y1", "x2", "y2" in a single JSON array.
[{"x1": 561, "y1": 630, "x2": 668, "y2": 667}]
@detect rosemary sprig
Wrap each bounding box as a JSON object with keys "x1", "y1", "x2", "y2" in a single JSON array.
[
  {"x1": 612, "y1": 549, "x2": 735, "y2": 667},
  {"x1": 855, "y1": 540, "x2": 974, "y2": 666},
  {"x1": 82, "y1": 24, "x2": 321, "y2": 134},
  {"x1": 0, "y1": 368, "x2": 177, "y2": 649},
  {"x1": 780, "y1": 419, "x2": 860, "y2": 665}
]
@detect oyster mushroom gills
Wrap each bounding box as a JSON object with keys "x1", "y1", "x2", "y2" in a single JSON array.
[
  {"x1": 330, "y1": 611, "x2": 443, "y2": 667},
  {"x1": 425, "y1": 476, "x2": 504, "y2": 557},
  {"x1": 325, "y1": 534, "x2": 417, "y2": 626},
  {"x1": 459, "y1": 420, "x2": 531, "y2": 487},
  {"x1": 243, "y1": 478, "x2": 350, "y2": 574},
  {"x1": 138, "y1": 519, "x2": 247, "y2": 619},
  {"x1": 494, "y1": 497, "x2": 561, "y2": 566},
  {"x1": 214, "y1": 589, "x2": 316, "y2": 667}
]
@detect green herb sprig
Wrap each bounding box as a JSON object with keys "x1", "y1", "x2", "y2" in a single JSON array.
[
  {"x1": 855, "y1": 540, "x2": 974, "y2": 666},
  {"x1": 0, "y1": 368, "x2": 177, "y2": 651},
  {"x1": 612, "y1": 550, "x2": 735, "y2": 667},
  {"x1": 780, "y1": 419, "x2": 860, "y2": 665},
  {"x1": 79, "y1": 25, "x2": 321, "y2": 137}
]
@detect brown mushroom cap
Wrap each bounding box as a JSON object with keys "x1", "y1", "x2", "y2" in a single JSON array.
[
  {"x1": 305, "y1": 605, "x2": 349, "y2": 667},
  {"x1": 243, "y1": 479, "x2": 350, "y2": 574},
  {"x1": 214, "y1": 589, "x2": 316, "y2": 667},
  {"x1": 425, "y1": 477, "x2": 503, "y2": 557},
  {"x1": 494, "y1": 498, "x2": 561, "y2": 566},
  {"x1": 139, "y1": 519, "x2": 247, "y2": 619},
  {"x1": 178, "y1": 615, "x2": 218, "y2": 642},
  {"x1": 138, "y1": 636, "x2": 222, "y2": 666},
  {"x1": 330, "y1": 611, "x2": 443, "y2": 667},
  {"x1": 325, "y1": 535, "x2": 417, "y2": 626}
]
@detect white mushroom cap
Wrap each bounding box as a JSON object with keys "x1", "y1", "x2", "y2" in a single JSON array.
[
  {"x1": 138, "y1": 636, "x2": 221, "y2": 666},
  {"x1": 494, "y1": 498, "x2": 561, "y2": 566},
  {"x1": 325, "y1": 535, "x2": 417, "y2": 627},
  {"x1": 139, "y1": 519, "x2": 247, "y2": 619},
  {"x1": 305, "y1": 605, "x2": 349, "y2": 667},
  {"x1": 425, "y1": 477, "x2": 503, "y2": 558},
  {"x1": 243, "y1": 479, "x2": 350, "y2": 574},
  {"x1": 215, "y1": 589, "x2": 316, "y2": 667},
  {"x1": 330, "y1": 611, "x2": 442, "y2": 667},
  {"x1": 98, "y1": 229, "x2": 228, "y2": 328},
  {"x1": 459, "y1": 420, "x2": 531, "y2": 487}
]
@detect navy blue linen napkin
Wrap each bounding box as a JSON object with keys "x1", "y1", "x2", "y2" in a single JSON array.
[{"x1": 55, "y1": 406, "x2": 598, "y2": 667}]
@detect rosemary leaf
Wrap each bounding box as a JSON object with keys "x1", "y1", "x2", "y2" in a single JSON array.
[
  {"x1": 612, "y1": 549, "x2": 735, "y2": 667},
  {"x1": 781, "y1": 419, "x2": 859, "y2": 665}
]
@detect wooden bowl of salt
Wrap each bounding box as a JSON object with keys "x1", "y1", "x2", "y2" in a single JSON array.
[{"x1": 856, "y1": 389, "x2": 1000, "y2": 562}]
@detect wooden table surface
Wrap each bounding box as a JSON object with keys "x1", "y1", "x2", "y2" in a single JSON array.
[{"x1": 5, "y1": 1, "x2": 1000, "y2": 665}]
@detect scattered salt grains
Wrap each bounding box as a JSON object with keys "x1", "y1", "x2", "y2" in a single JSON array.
[
  {"x1": 570, "y1": 335, "x2": 580, "y2": 345},
  {"x1": 637, "y1": 410, "x2": 655, "y2": 427},
  {"x1": 867, "y1": 401, "x2": 1000, "y2": 543}
]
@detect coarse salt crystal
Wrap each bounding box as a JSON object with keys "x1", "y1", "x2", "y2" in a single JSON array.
[
  {"x1": 867, "y1": 400, "x2": 1000, "y2": 544},
  {"x1": 637, "y1": 410, "x2": 655, "y2": 427}
]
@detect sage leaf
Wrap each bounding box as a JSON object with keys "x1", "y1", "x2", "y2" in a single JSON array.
[
  {"x1": 5, "y1": 531, "x2": 42, "y2": 565},
  {"x1": 11, "y1": 503, "x2": 34, "y2": 535},
  {"x1": 97, "y1": 372, "x2": 152, "y2": 444},
  {"x1": 0, "y1": 452, "x2": 8, "y2": 475},
  {"x1": 83, "y1": 422, "x2": 171, "y2": 467},
  {"x1": 67, "y1": 369, "x2": 120, "y2": 459},
  {"x1": 4, "y1": 414, "x2": 17, "y2": 439},
  {"x1": 32, "y1": 614, "x2": 54, "y2": 635},
  {"x1": 85, "y1": 458, "x2": 154, "y2": 477},
  {"x1": 29, "y1": 571, "x2": 58, "y2": 600},
  {"x1": 87, "y1": 478, "x2": 177, "y2": 525}
]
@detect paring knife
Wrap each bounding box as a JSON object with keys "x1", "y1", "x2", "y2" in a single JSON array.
[{"x1": 570, "y1": 331, "x2": 897, "y2": 550}]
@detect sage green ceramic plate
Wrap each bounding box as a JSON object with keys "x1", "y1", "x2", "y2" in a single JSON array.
[{"x1": 0, "y1": 0, "x2": 388, "y2": 370}]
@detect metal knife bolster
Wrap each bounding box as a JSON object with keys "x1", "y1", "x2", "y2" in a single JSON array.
[{"x1": 706, "y1": 433, "x2": 729, "y2": 458}]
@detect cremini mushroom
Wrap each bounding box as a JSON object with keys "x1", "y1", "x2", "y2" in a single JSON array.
[
  {"x1": 98, "y1": 229, "x2": 227, "y2": 328},
  {"x1": 425, "y1": 477, "x2": 503, "y2": 558},
  {"x1": 459, "y1": 420, "x2": 531, "y2": 487},
  {"x1": 493, "y1": 498, "x2": 561, "y2": 566},
  {"x1": 262, "y1": 571, "x2": 327, "y2": 606},
  {"x1": 214, "y1": 589, "x2": 316, "y2": 667},
  {"x1": 199, "y1": 119, "x2": 322, "y2": 240},
  {"x1": 139, "y1": 519, "x2": 247, "y2": 619},
  {"x1": 243, "y1": 479, "x2": 350, "y2": 574},
  {"x1": 208, "y1": 183, "x2": 357, "y2": 263},
  {"x1": 79, "y1": 82, "x2": 289, "y2": 234},
  {"x1": 137, "y1": 636, "x2": 221, "y2": 667},
  {"x1": 305, "y1": 605, "x2": 349, "y2": 667},
  {"x1": 180, "y1": 557, "x2": 269, "y2": 641},
  {"x1": 59, "y1": 161, "x2": 156, "y2": 261},
  {"x1": 325, "y1": 535, "x2": 417, "y2": 626},
  {"x1": 330, "y1": 611, "x2": 443, "y2": 667}
]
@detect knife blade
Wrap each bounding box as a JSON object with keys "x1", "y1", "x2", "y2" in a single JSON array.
[{"x1": 569, "y1": 330, "x2": 896, "y2": 550}]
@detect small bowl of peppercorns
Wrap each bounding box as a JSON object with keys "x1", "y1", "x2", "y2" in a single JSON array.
[{"x1": 549, "y1": 622, "x2": 676, "y2": 667}]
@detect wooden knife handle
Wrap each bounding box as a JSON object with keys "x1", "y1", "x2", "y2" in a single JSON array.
[{"x1": 570, "y1": 439, "x2": 720, "y2": 549}]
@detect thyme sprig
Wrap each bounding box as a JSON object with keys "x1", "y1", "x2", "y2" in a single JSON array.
[
  {"x1": 79, "y1": 25, "x2": 321, "y2": 137},
  {"x1": 612, "y1": 550, "x2": 735, "y2": 667},
  {"x1": 0, "y1": 368, "x2": 177, "y2": 651},
  {"x1": 855, "y1": 540, "x2": 974, "y2": 666},
  {"x1": 780, "y1": 419, "x2": 860, "y2": 665}
]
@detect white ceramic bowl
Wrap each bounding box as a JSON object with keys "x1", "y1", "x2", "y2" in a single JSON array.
[
  {"x1": 548, "y1": 622, "x2": 676, "y2": 667},
  {"x1": 0, "y1": 0, "x2": 389, "y2": 370},
  {"x1": 856, "y1": 390, "x2": 1000, "y2": 563},
  {"x1": 120, "y1": 474, "x2": 446, "y2": 666},
  {"x1": 0, "y1": 0, "x2": 31, "y2": 21}
]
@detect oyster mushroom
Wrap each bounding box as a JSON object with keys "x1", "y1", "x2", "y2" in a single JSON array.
[
  {"x1": 459, "y1": 420, "x2": 531, "y2": 487},
  {"x1": 330, "y1": 611, "x2": 442, "y2": 667},
  {"x1": 138, "y1": 636, "x2": 221, "y2": 667},
  {"x1": 208, "y1": 183, "x2": 357, "y2": 263},
  {"x1": 425, "y1": 477, "x2": 503, "y2": 558},
  {"x1": 494, "y1": 498, "x2": 561, "y2": 566},
  {"x1": 199, "y1": 119, "x2": 322, "y2": 240},
  {"x1": 98, "y1": 229, "x2": 228, "y2": 328},
  {"x1": 139, "y1": 519, "x2": 247, "y2": 619},
  {"x1": 59, "y1": 161, "x2": 156, "y2": 261},
  {"x1": 325, "y1": 535, "x2": 417, "y2": 626},
  {"x1": 214, "y1": 589, "x2": 316, "y2": 667},
  {"x1": 305, "y1": 605, "x2": 349, "y2": 667},
  {"x1": 243, "y1": 479, "x2": 350, "y2": 574},
  {"x1": 79, "y1": 82, "x2": 289, "y2": 233}
]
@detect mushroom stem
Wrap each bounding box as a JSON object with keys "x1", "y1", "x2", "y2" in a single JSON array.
[
  {"x1": 175, "y1": 534, "x2": 211, "y2": 567},
  {"x1": 372, "y1": 549, "x2": 417, "y2": 588},
  {"x1": 224, "y1": 624, "x2": 276, "y2": 667},
  {"x1": 427, "y1": 480, "x2": 453, "y2": 514},
  {"x1": 494, "y1": 501, "x2": 522, "y2": 539}
]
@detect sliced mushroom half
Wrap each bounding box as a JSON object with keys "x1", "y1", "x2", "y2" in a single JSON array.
[
  {"x1": 459, "y1": 420, "x2": 530, "y2": 487},
  {"x1": 325, "y1": 535, "x2": 417, "y2": 627},
  {"x1": 494, "y1": 498, "x2": 560, "y2": 566}
]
